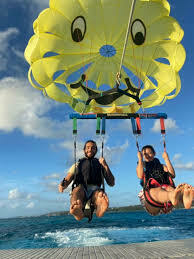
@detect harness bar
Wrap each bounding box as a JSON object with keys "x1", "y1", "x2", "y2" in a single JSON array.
[{"x1": 69, "y1": 113, "x2": 167, "y2": 120}]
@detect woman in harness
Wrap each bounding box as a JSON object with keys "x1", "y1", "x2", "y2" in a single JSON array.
[
  {"x1": 58, "y1": 140, "x2": 115, "y2": 221},
  {"x1": 137, "y1": 145, "x2": 194, "y2": 216}
]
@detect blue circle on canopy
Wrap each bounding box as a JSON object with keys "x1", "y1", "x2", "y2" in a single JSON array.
[{"x1": 99, "y1": 45, "x2": 116, "y2": 57}]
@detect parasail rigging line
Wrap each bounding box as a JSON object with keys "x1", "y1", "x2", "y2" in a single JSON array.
[{"x1": 117, "y1": 0, "x2": 137, "y2": 81}]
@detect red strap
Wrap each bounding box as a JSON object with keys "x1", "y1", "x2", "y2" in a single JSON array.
[
  {"x1": 135, "y1": 117, "x2": 141, "y2": 135},
  {"x1": 160, "y1": 118, "x2": 165, "y2": 135}
]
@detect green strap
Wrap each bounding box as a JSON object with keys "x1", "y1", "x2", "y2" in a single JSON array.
[
  {"x1": 96, "y1": 117, "x2": 101, "y2": 135},
  {"x1": 73, "y1": 118, "x2": 77, "y2": 135}
]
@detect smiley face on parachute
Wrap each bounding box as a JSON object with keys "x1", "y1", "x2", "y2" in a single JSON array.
[{"x1": 25, "y1": 0, "x2": 186, "y2": 114}]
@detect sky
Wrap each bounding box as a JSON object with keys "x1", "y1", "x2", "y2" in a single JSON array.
[{"x1": 0, "y1": 0, "x2": 194, "y2": 218}]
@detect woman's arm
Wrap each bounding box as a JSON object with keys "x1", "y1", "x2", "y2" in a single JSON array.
[
  {"x1": 162, "y1": 151, "x2": 175, "y2": 178},
  {"x1": 136, "y1": 151, "x2": 144, "y2": 179}
]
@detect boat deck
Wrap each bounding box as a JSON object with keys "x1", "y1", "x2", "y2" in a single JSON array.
[{"x1": 0, "y1": 238, "x2": 194, "y2": 258}]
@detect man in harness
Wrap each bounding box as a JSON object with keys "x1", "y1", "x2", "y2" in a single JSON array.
[
  {"x1": 58, "y1": 140, "x2": 115, "y2": 221},
  {"x1": 136, "y1": 145, "x2": 194, "y2": 216}
]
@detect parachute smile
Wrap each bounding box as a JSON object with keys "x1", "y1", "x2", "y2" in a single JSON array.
[{"x1": 99, "y1": 45, "x2": 116, "y2": 57}]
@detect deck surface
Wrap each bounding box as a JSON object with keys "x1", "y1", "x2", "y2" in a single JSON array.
[{"x1": 0, "y1": 238, "x2": 194, "y2": 258}]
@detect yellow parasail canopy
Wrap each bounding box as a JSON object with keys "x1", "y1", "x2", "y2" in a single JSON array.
[{"x1": 24, "y1": 0, "x2": 186, "y2": 114}]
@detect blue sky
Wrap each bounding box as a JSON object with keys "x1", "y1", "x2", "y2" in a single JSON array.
[{"x1": 0, "y1": 0, "x2": 194, "y2": 218}]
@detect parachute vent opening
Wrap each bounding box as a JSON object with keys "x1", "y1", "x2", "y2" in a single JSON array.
[
  {"x1": 84, "y1": 80, "x2": 97, "y2": 90},
  {"x1": 98, "y1": 84, "x2": 112, "y2": 91},
  {"x1": 43, "y1": 52, "x2": 59, "y2": 58},
  {"x1": 118, "y1": 82, "x2": 128, "y2": 90},
  {"x1": 30, "y1": 70, "x2": 44, "y2": 89},
  {"x1": 155, "y1": 58, "x2": 170, "y2": 65},
  {"x1": 122, "y1": 65, "x2": 144, "y2": 88},
  {"x1": 53, "y1": 70, "x2": 65, "y2": 80},
  {"x1": 147, "y1": 76, "x2": 158, "y2": 87},
  {"x1": 66, "y1": 63, "x2": 92, "y2": 84},
  {"x1": 55, "y1": 83, "x2": 71, "y2": 96},
  {"x1": 140, "y1": 89, "x2": 155, "y2": 99},
  {"x1": 166, "y1": 88, "x2": 177, "y2": 97}
]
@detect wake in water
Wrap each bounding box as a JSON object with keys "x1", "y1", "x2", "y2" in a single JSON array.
[
  {"x1": 34, "y1": 225, "x2": 174, "y2": 248},
  {"x1": 0, "y1": 210, "x2": 194, "y2": 249}
]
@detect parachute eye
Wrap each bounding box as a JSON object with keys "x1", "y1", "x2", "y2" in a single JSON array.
[
  {"x1": 71, "y1": 16, "x2": 86, "y2": 42},
  {"x1": 131, "y1": 19, "x2": 146, "y2": 45}
]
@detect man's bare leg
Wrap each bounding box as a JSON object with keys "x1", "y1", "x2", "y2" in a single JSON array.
[
  {"x1": 92, "y1": 190, "x2": 109, "y2": 217},
  {"x1": 70, "y1": 185, "x2": 85, "y2": 221}
]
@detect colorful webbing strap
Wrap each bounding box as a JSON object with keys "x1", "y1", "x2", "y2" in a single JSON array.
[
  {"x1": 73, "y1": 118, "x2": 77, "y2": 135},
  {"x1": 96, "y1": 117, "x2": 101, "y2": 135},
  {"x1": 131, "y1": 117, "x2": 141, "y2": 151},
  {"x1": 101, "y1": 117, "x2": 106, "y2": 135},
  {"x1": 160, "y1": 118, "x2": 166, "y2": 151},
  {"x1": 136, "y1": 117, "x2": 141, "y2": 135}
]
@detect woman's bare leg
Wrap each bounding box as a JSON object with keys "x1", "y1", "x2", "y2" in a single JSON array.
[
  {"x1": 70, "y1": 185, "x2": 85, "y2": 221},
  {"x1": 149, "y1": 185, "x2": 183, "y2": 206},
  {"x1": 144, "y1": 202, "x2": 161, "y2": 216},
  {"x1": 183, "y1": 184, "x2": 193, "y2": 209},
  {"x1": 92, "y1": 190, "x2": 109, "y2": 217}
]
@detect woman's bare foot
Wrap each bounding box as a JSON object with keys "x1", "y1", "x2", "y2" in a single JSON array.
[
  {"x1": 95, "y1": 192, "x2": 109, "y2": 217},
  {"x1": 70, "y1": 200, "x2": 84, "y2": 221},
  {"x1": 183, "y1": 184, "x2": 193, "y2": 209},
  {"x1": 170, "y1": 184, "x2": 184, "y2": 206}
]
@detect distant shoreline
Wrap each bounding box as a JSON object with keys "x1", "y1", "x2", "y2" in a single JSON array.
[
  {"x1": 45, "y1": 205, "x2": 145, "y2": 217},
  {"x1": 1, "y1": 204, "x2": 193, "y2": 219}
]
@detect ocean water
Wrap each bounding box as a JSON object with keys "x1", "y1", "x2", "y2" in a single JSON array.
[{"x1": 0, "y1": 209, "x2": 194, "y2": 249}]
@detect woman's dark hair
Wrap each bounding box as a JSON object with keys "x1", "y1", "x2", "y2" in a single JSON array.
[
  {"x1": 142, "y1": 145, "x2": 156, "y2": 155},
  {"x1": 83, "y1": 140, "x2": 98, "y2": 152}
]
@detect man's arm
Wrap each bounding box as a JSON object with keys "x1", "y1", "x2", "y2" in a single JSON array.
[
  {"x1": 99, "y1": 157, "x2": 115, "y2": 186},
  {"x1": 58, "y1": 164, "x2": 76, "y2": 193}
]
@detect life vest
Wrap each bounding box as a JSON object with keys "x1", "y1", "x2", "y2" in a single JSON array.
[
  {"x1": 72, "y1": 157, "x2": 103, "y2": 190},
  {"x1": 141, "y1": 158, "x2": 175, "y2": 211}
]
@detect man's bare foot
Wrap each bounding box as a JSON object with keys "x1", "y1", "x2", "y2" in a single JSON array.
[
  {"x1": 70, "y1": 200, "x2": 84, "y2": 221},
  {"x1": 183, "y1": 184, "x2": 193, "y2": 209},
  {"x1": 170, "y1": 184, "x2": 184, "y2": 206},
  {"x1": 95, "y1": 192, "x2": 109, "y2": 217}
]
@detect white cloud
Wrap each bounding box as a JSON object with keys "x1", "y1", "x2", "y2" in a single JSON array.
[
  {"x1": 8, "y1": 188, "x2": 25, "y2": 200},
  {"x1": 26, "y1": 202, "x2": 35, "y2": 209},
  {"x1": 10, "y1": 202, "x2": 20, "y2": 209},
  {"x1": 103, "y1": 140, "x2": 129, "y2": 165},
  {"x1": 43, "y1": 173, "x2": 61, "y2": 180},
  {"x1": 0, "y1": 28, "x2": 19, "y2": 52},
  {"x1": 43, "y1": 180, "x2": 72, "y2": 193},
  {"x1": 174, "y1": 162, "x2": 194, "y2": 171},
  {"x1": 0, "y1": 201, "x2": 6, "y2": 208},
  {"x1": 11, "y1": 48, "x2": 25, "y2": 60},
  {"x1": 0, "y1": 28, "x2": 19, "y2": 71},
  {"x1": 172, "y1": 153, "x2": 194, "y2": 171},
  {"x1": 26, "y1": 193, "x2": 39, "y2": 200},
  {"x1": 151, "y1": 118, "x2": 178, "y2": 133},
  {"x1": 43, "y1": 181, "x2": 58, "y2": 191},
  {"x1": 59, "y1": 138, "x2": 129, "y2": 166},
  {"x1": 173, "y1": 153, "x2": 182, "y2": 161},
  {"x1": 32, "y1": 0, "x2": 49, "y2": 10},
  {"x1": 12, "y1": 0, "x2": 49, "y2": 10},
  {"x1": 0, "y1": 77, "x2": 70, "y2": 138}
]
